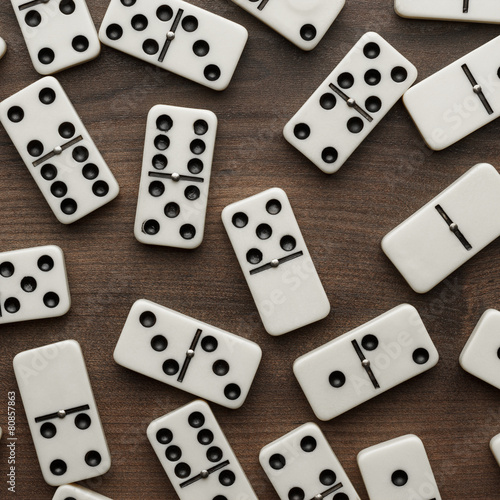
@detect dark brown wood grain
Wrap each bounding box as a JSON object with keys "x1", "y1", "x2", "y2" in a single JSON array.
[{"x1": 1, "y1": 1, "x2": 500, "y2": 498}]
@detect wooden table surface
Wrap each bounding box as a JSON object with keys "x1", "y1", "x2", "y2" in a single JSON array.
[{"x1": 1, "y1": 1, "x2": 500, "y2": 498}]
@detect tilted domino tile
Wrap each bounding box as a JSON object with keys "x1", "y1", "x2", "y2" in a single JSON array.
[
  {"x1": 0, "y1": 77, "x2": 119, "y2": 224},
  {"x1": 99, "y1": 0, "x2": 248, "y2": 91},
  {"x1": 395, "y1": 0, "x2": 500, "y2": 24},
  {"x1": 11, "y1": 0, "x2": 100, "y2": 75},
  {"x1": 459, "y1": 309, "x2": 500, "y2": 390},
  {"x1": 382, "y1": 163, "x2": 500, "y2": 293},
  {"x1": 403, "y1": 35, "x2": 500, "y2": 150},
  {"x1": 230, "y1": 0, "x2": 345, "y2": 51},
  {"x1": 283, "y1": 32, "x2": 417, "y2": 173},
  {"x1": 490, "y1": 434, "x2": 500, "y2": 466},
  {"x1": 221, "y1": 187, "x2": 330, "y2": 336},
  {"x1": 259, "y1": 422, "x2": 361, "y2": 500},
  {"x1": 114, "y1": 299, "x2": 262, "y2": 409},
  {"x1": 134, "y1": 105, "x2": 217, "y2": 248},
  {"x1": 0, "y1": 37, "x2": 6, "y2": 59},
  {"x1": 0, "y1": 245, "x2": 70, "y2": 325},
  {"x1": 13, "y1": 340, "x2": 111, "y2": 486},
  {"x1": 293, "y1": 304, "x2": 439, "y2": 420},
  {"x1": 147, "y1": 400, "x2": 258, "y2": 500},
  {"x1": 357, "y1": 435, "x2": 442, "y2": 500},
  {"x1": 53, "y1": 484, "x2": 112, "y2": 500}
]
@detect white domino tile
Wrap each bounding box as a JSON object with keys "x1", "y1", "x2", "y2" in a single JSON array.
[
  {"x1": 395, "y1": 0, "x2": 500, "y2": 24},
  {"x1": 293, "y1": 304, "x2": 439, "y2": 420},
  {"x1": 490, "y1": 434, "x2": 500, "y2": 467},
  {"x1": 99, "y1": 0, "x2": 248, "y2": 91},
  {"x1": 0, "y1": 37, "x2": 6, "y2": 59},
  {"x1": 114, "y1": 299, "x2": 262, "y2": 409},
  {"x1": 0, "y1": 77, "x2": 119, "y2": 224},
  {"x1": 222, "y1": 187, "x2": 330, "y2": 336},
  {"x1": 283, "y1": 32, "x2": 417, "y2": 173},
  {"x1": 358, "y1": 434, "x2": 442, "y2": 500},
  {"x1": 460, "y1": 309, "x2": 500, "y2": 390},
  {"x1": 52, "y1": 484, "x2": 112, "y2": 500},
  {"x1": 13, "y1": 340, "x2": 111, "y2": 486},
  {"x1": 259, "y1": 422, "x2": 360, "y2": 500},
  {"x1": 0, "y1": 245, "x2": 70, "y2": 325},
  {"x1": 11, "y1": 0, "x2": 100, "y2": 74},
  {"x1": 147, "y1": 400, "x2": 258, "y2": 500},
  {"x1": 134, "y1": 105, "x2": 217, "y2": 248},
  {"x1": 403, "y1": 35, "x2": 500, "y2": 150},
  {"x1": 382, "y1": 163, "x2": 500, "y2": 293}
]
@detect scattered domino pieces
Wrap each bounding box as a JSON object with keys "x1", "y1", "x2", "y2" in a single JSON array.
[
  {"x1": 52, "y1": 484, "x2": 112, "y2": 500},
  {"x1": 283, "y1": 31, "x2": 417, "y2": 173},
  {"x1": 357, "y1": 434, "x2": 442, "y2": 500},
  {"x1": 459, "y1": 309, "x2": 500, "y2": 390},
  {"x1": 403, "y1": 35, "x2": 500, "y2": 150},
  {"x1": 259, "y1": 422, "x2": 361, "y2": 500},
  {"x1": 0, "y1": 76, "x2": 120, "y2": 224},
  {"x1": 134, "y1": 105, "x2": 217, "y2": 248},
  {"x1": 114, "y1": 299, "x2": 262, "y2": 409},
  {"x1": 222, "y1": 187, "x2": 330, "y2": 336},
  {"x1": 293, "y1": 304, "x2": 439, "y2": 420},
  {"x1": 0, "y1": 245, "x2": 70, "y2": 325},
  {"x1": 230, "y1": 0, "x2": 345, "y2": 51},
  {"x1": 395, "y1": 0, "x2": 500, "y2": 24},
  {"x1": 147, "y1": 399, "x2": 258, "y2": 500},
  {"x1": 13, "y1": 340, "x2": 111, "y2": 486},
  {"x1": 10, "y1": 0, "x2": 100, "y2": 75},
  {"x1": 2, "y1": 1, "x2": 500, "y2": 497},
  {"x1": 99, "y1": 0, "x2": 248, "y2": 91},
  {"x1": 382, "y1": 163, "x2": 500, "y2": 293}
]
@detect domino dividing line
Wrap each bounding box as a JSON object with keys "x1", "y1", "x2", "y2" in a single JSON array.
[
  {"x1": 435, "y1": 204, "x2": 472, "y2": 251},
  {"x1": 351, "y1": 339, "x2": 380, "y2": 389},
  {"x1": 35, "y1": 404, "x2": 90, "y2": 423},
  {"x1": 249, "y1": 251, "x2": 304, "y2": 276},
  {"x1": 329, "y1": 84, "x2": 373, "y2": 122},
  {"x1": 159, "y1": 8, "x2": 184, "y2": 63},
  {"x1": 33, "y1": 135, "x2": 84, "y2": 167},
  {"x1": 461, "y1": 64, "x2": 493, "y2": 115},
  {"x1": 179, "y1": 460, "x2": 230, "y2": 488},
  {"x1": 177, "y1": 329, "x2": 202, "y2": 383}
]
